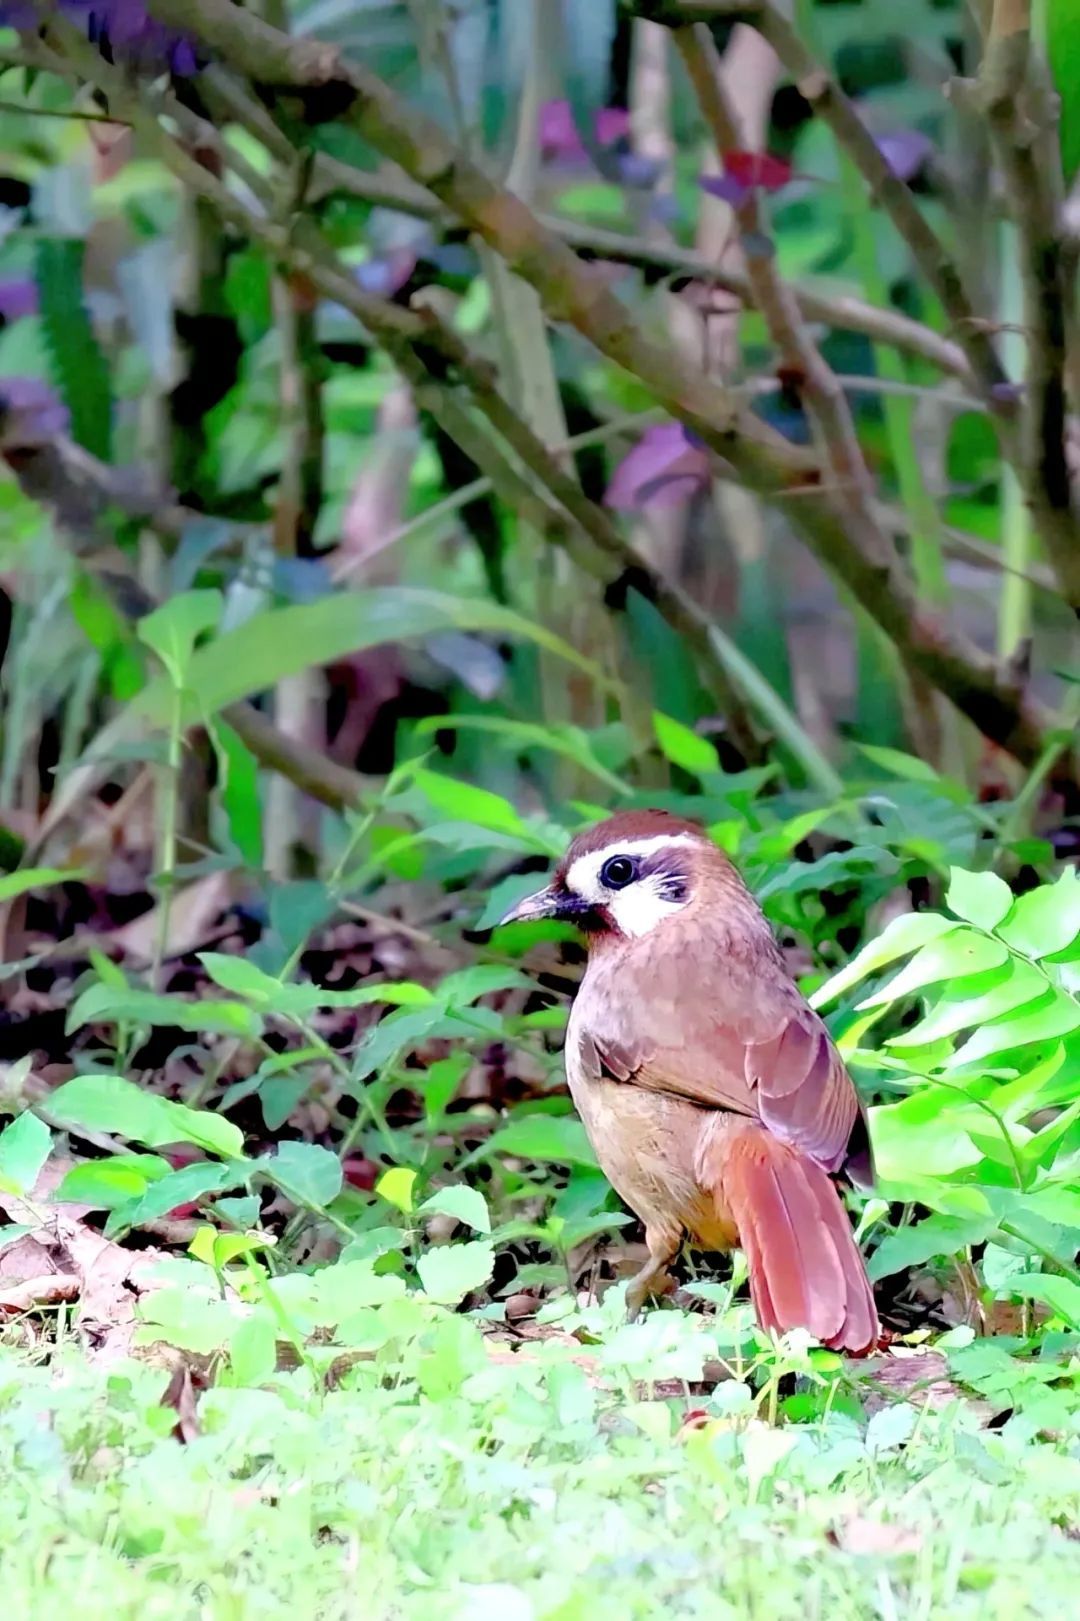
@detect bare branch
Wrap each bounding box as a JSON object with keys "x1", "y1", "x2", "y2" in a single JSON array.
[{"x1": 952, "y1": 0, "x2": 1080, "y2": 610}]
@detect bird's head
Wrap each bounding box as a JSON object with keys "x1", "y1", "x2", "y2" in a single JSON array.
[{"x1": 499, "y1": 809, "x2": 738, "y2": 943}]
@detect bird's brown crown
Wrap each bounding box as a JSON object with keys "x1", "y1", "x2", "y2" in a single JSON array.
[{"x1": 557, "y1": 809, "x2": 709, "y2": 881}]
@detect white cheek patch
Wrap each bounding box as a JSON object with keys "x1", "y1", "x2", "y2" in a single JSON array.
[
  {"x1": 606, "y1": 876, "x2": 690, "y2": 938},
  {"x1": 565, "y1": 832, "x2": 697, "y2": 936}
]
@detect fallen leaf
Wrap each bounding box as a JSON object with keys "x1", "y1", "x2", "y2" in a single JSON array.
[{"x1": 832, "y1": 1516, "x2": 923, "y2": 1557}]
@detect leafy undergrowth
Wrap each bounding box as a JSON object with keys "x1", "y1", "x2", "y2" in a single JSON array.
[{"x1": 3, "y1": 1278, "x2": 1080, "y2": 1621}]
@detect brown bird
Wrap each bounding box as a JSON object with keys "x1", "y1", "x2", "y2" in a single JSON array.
[{"x1": 502, "y1": 808, "x2": 879, "y2": 1354}]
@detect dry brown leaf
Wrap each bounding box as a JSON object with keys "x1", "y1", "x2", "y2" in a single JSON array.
[
  {"x1": 0, "y1": 1188, "x2": 167, "y2": 1364},
  {"x1": 108, "y1": 870, "x2": 233, "y2": 964}
]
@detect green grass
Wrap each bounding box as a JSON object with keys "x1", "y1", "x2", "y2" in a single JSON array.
[{"x1": 4, "y1": 1282, "x2": 1080, "y2": 1621}]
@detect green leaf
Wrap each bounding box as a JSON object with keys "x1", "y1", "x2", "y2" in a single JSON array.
[
  {"x1": 130, "y1": 589, "x2": 616, "y2": 726},
  {"x1": 475, "y1": 1114, "x2": 598, "y2": 1168},
  {"x1": 946, "y1": 868, "x2": 1014, "y2": 932},
  {"x1": 376, "y1": 1166, "x2": 417, "y2": 1213},
  {"x1": 886, "y1": 959, "x2": 1046, "y2": 1048},
  {"x1": 262, "y1": 1141, "x2": 343, "y2": 1207},
  {"x1": 36, "y1": 236, "x2": 112, "y2": 459},
  {"x1": 950, "y1": 988, "x2": 1080, "y2": 1065},
  {"x1": 414, "y1": 770, "x2": 532, "y2": 841},
  {"x1": 416, "y1": 1240, "x2": 495, "y2": 1305},
  {"x1": 809, "y1": 912, "x2": 957, "y2": 1009},
  {"x1": 1010, "y1": 1274, "x2": 1080, "y2": 1329},
  {"x1": 1047, "y1": 0, "x2": 1080, "y2": 185},
  {"x1": 868, "y1": 1211, "x2": 998, "y2": 1281},
  {"x1": 0, "y1": 866, "x2": 86, "y2": 904},
  {"x1": 198, "y1": 953, "x2": 434, "y2": 1017},
  {"x1": 0, "y1": 1112, "x2": 51, "y2": 1197},
  {"x1": 128, "y1": 1162, "x2": 242, "y2": 1226},
  {"x1": 438, "y1": 964, "x2": 532, "y2": 1007},
  {"x1": 857, "y1": 744, "x2": 943, "y2": 783},
  {"x1": 419, "y1": 1185, "x2": 491, "y2": 1235},
  {"x1": 48, "y1": 1075, "x2": 246, "y2": 1159},
  {"x1": 67, "y1": 981, "x2": 259, "y2": 1039},
  {"x1": 858, "y1": 928, "x2": 1009, "y2": 1010},
  {"x1": 871, "y1": 1088, "x2": 985, "y2": 1179},
  {"x1": 55, "y1": 1154, "x2": 170, "y2": 1209},
  {"x1": 652, "y1": 712, "x2": 719, "y2": 776},
  {"x1": 212, "y1": 721, "x2": 263, "y2": 867},
  {"x1": 137, "y1": 591, "x2": 222, "y2": 685},
  {"x1": 227, "y1": 1310, "x2": 278, "y2": 1387},
  {"x1": 997, "y1": 871, "x2": 1080, "y2": 959}
]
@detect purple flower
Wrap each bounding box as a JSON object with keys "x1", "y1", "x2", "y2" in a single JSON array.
[
  {"x1": 0, "y1": 280, "x2": 37, "y2": 324},
  {"x1": 4, "y1": 1, "x2": 199, "y2": 75},
  {"x1": 605, "y1": 423, "x2": 710, "y2": 512},
  {"x1": 355, "y1": 249, "x2": 417, "y2": 299},
  {"x1": 876, "y1": 129, "x2": 933, "y2": 183},
  {"x1": 0, "y1": 377, "x2": 70, "y2": 442}
]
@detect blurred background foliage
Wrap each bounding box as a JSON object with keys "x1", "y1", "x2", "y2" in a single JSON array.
[{"x1": 0, "y1": 0, "x2": 1077, "y2": 1337}]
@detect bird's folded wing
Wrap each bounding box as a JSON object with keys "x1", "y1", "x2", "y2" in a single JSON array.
[{"x1": 578, "y1": 956, "x2": 857, "y2": 1172}]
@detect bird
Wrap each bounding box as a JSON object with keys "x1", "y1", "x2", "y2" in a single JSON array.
[{"x1": 500, "y1": 807, "x2": 879, "y2": 1355}]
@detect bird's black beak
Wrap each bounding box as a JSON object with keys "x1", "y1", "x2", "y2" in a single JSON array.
[{"x1": 498, "y1": 884, "x2": 563, "y2": 926}]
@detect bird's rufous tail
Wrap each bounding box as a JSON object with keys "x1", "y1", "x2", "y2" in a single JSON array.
[{"x1": 699, "y1": 1124, "x2": 879, "y2": 1355}]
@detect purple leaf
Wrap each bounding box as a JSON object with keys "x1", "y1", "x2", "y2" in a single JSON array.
[
  {"x1": 876, "y1": 129, "x2": 933, "y2": 182},
  {"x1": 0, "y1": 280, "x2": 37, "y2": 324},
  {"x1": 614, "y1": 151, "x2": 664, "y2": 190},
  {"x1": 595, "y1": 107, "x2": 631, "y2": 147},
  {"x1": 700, "y1": 173, "x2": 750, "y2": 208},
  {"x1": 355, "y1": 250, "x2": 417, "y2": 298},
  {"x1": 605, "y1": 423, "x2": 710, "y2": 512},
  {"x1": 12, "y1": 1, "x2": 200, "y2": 74},
  {"x1": 540, "y1": 99, "x2": 585, "y2": 160},
  {"x1": 0, "y1": 377, "x2": 70, "y2": 442}
]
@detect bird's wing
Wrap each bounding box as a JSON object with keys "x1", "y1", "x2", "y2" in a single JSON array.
[{"x1": 575, "y1": 946, "x2": 858, "y2": 1172}]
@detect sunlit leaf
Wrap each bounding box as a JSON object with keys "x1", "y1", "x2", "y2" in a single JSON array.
[
  {"x1": 810, "y1": 912, "x2": 957, "y2": 1008},
  {"x1": 416, "y1": 1239, "x2": 495, "y2": 1304},
  {"x1": 946, "y1": 867, "x2": 1014, "y2": 932},
  {"x1": 0, "y1": 1112, "x2": 51, "y2": 1197},
  {"x1": 997, "y1": 871, "x2": 1080, "y2": 959},
  {"x1": 48, "y1": 1075, "x2": 246, "y2": 1159},
  {"x1": 419, "y1": 1184, "x2": 491, "y2": 1235},
  {"x1": 858, "y1": 928, "x2": 1009, "y2": 1010}
]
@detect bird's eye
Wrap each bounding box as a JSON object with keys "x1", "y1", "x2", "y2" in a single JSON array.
[{"x1": 600, "y1": 855, "x2": 637, "y2": 889}]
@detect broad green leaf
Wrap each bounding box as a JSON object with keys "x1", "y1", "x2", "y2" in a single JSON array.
[
  {"x1": 131, "y1": 588, "x2": 616, "y2": 726},
  {"x1": 227, "y1": 1309, "x2": 278, "y2": 1387},
  {"x1": 870, "y1": 1088, "x2": 985, "y2": 1179},
  {"x1": 48, "y1": 1075, "x2": 246, "y2": 1159},
  {"x1": 868, "y1": 1211, "x2": 998, "y2": 1282},
  {"x1": 1010, "y1": 1273, "x2": 1080, "y2": 1329},
  {"x1": 137, "y1": 590, "x2": 222, "y2": 684},
  {"x1": 946, "y1": 867, "x2": 1014, "y2": 932},
  {"x1": 416, "y1": 1239, "x2": 495, "y2": 1305},
  {"x1": 414, "y1": 770, "x2": 532, "y2": 840},
  {"x1": 0, "y1": 866, "x2": 86, "y2": 904},
  {"x1": 376, "y1": 1166, "x2": 417, "y2": 1213},
  {"x1": 997, "y1": 871, "x2": 1080, "y2": 959},
  {"x1": 262, "y1": 1141, "x2": 343, "y2": 1207},
  {"x1": 55, "y1": 1154, "x2": 171, "y2": 1209},
  {"x1": 857, "y1": 744, "x2": 943, "y2": 783},
  {"x1": 652, "y1": 712, "x2": 719, "y2": 775},
  {"x1": 809, "y1": 912, "x2": 957, "y2": 1009},
  {"x1": 128, "y1": 1162, "x2": 242, "y2": 1226},
  {"x1": 475, "y1": 1114, "x2": 598, "y2": 1168},
  {"x1": 199, "y1": 954, "x2": 434, "y2": 1017},
  {"x1": 886, "y1": 959, "x2": 1046, "y2": 1048},
  {"x1": 419, "y1": 1184, "x2": 491, "y2": 1235},
  {"x1": 0, "y1": 1112, "x2": 51, "y2": 1197},
  {"x1": 1047, "y1": 0, "x2": 1080, "y2": 185},
  {"x1": 858, "y1": 928, "x2": 1008, "y2": 1010},
  {"x1": 438, "y1": 964, "x2": 532, "y2": 1007},
  {"x1": 949, "y1": 989, "x2": 1080, "y2": 1066},
  {"x1": 67, "y1": 981, "x2": 259, "y2": 1039}
]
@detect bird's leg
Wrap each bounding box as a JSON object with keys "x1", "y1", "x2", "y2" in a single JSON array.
[{"x1": 625, "y1": 1229, "x2": 681, "y2": 1322}]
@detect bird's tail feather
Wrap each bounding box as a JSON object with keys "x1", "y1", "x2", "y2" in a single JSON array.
[{"x1": 699, "y1": 1125, "x2": 878, "y2": 1355}]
